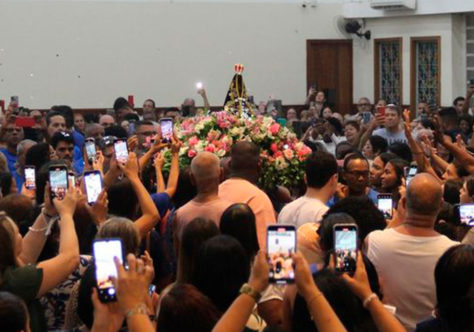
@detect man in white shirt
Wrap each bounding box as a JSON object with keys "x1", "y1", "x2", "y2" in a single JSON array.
[
  {"x1": 366, "y1": 173, "x2": 458, "y2": 332},
  {"x1": 371, "y1": 104, "x2": 407, "y2": 145},
  {"x1": 278, "y1": 151, "x2": 338, "y2": 228}
]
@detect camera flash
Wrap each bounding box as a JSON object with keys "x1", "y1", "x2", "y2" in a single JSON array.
[{"x1": 196, "y1": 82, "x2": 203, "y2": 89}]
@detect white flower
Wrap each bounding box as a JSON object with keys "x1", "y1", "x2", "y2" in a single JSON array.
[
  {"x1": 275, "y1": 156, "x2": 289, "y2": 170},
  {"x1": 194, "y1": 122, "x2": 205, "y2": 133}
]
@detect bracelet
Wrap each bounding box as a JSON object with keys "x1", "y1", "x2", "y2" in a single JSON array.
[
  {"x1": 306, "y1": 291, "x2": 324, "y2": 307},
  {"x1": 363, "y1": 293, "x2": 378, "y2": 308},
  {"x1": 125, "y1": 303, "x2": 148, "y2": 319},
  {"x1": 28, "y1": 226, "x2": 48, "y2": 233}
]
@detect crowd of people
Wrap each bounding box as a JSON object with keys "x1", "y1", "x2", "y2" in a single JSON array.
[{"x1": 0, "y1": 85, "x2": 473, "y2": 332}]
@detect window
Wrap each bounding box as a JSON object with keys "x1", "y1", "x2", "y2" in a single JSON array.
[
  {"x1": 374, "y1": 38, "x2": 402, "y2": 105},
  {"x1": 410, "y1": 36, "x2": 441, "y2": 110}
]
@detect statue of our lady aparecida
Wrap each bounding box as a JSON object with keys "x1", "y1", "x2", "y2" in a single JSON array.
[{"x1": 223, "y1": 64, "x2": 255, "y2": 119}]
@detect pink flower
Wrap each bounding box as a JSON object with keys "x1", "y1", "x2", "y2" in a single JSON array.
[
  {"x1": 270, "y1": 143, "x2": 278, "y2": 153},
  {"x1": 189, "y1": 136, "x2": 199, "y2": 146},
  {"x1": 187, "y1": 149, "x2": 197, "y2": 158},
  {"x1": 283, "y1": 149, "x2": 294, "y2": 160},
  {"x1": 269, "y1": 123, "x2": 280, "y2": 135},
  {"x1": 205, "y1": 144, "x2": 216, "y2": 153}
]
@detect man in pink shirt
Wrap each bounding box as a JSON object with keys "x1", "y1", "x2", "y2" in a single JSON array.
[
  {"x1": 175, "y1": 151, "x2": 232, "y2": 243},
  {"x1": 219, "y1": 141, "x2": 276, "y2": 247}
]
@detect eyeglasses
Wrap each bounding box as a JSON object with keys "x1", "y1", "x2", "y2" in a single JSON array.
[
  {"x1": 358, "y1": 103, "x2": 370, "y2": 107},
  {"x1": 137, "y1": 131, "x2": 156, "y2": 136},
  {"x1": 346, "y1": 170, "x2": 370, "y2": 178},
  {"x1": 6, "y1": 128, "x2": 22, "y2": 133}
]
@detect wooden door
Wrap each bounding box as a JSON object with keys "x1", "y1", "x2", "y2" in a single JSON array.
[{"x1": 307, "y1": 39, "x2": 353, "y2": 115}]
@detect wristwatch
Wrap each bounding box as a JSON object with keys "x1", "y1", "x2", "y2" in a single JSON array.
[{"x1": 239, "y1": 283, "x2": 261, "y2": 302}]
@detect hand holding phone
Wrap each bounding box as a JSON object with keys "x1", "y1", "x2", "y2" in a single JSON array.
[
  {"x1": 85, "y1": 138, "x2": 97, "y2": 163},
  {"x1": 267, "y1": 225, "x2": 296, "y2": 284},
  {"x1": 333, "y1": 224, "x2": 358, "y2": 274},
  {"x1": 84, "y1": 171, "x2": 103, "y2": 205},
  {"x1": 114, "y1": 139, "x2": 129, "y2": 164},
  {"x1": 24, "y1": 166, "x2": 36, "y2": 190},
  {"x1": 458, "y1": 204, "x2": 474, "y2": 227},
  {"x1": 377, "y1": 194, "x2": 393, "y2": 220},
  {"x1": 93, "y1": 239, "x2": 123, "y2": 302},
  {"x1": 49, "y1": 165, "x2": 68, "y2": 200},
  {"x1": 160, "y1": 118, "x2": 173, "y2": 143}
]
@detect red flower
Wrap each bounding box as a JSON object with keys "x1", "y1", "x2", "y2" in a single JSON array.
[
  {"x1": 269, "y1": 123, "x2": 280, "y2": 135},
  {"x1": 188, "y1": 149, "x2": 197, "y2": 158}
]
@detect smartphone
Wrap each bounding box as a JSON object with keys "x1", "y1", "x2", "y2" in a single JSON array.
[
  {"x1": 377, "y1": 194, "x2": 393, "y2": 220},
  {"x1": 377, "y1": 106, "x2": 386, "y2": 117},
  {"x1": 114, "y1": 139, "x2": 129, "y2": 163},
  {"x1": 84, "y1": 170, "x2": 103, "y2": 205},
  {"x1": 267, "y1": 225, "x2": 296, "y2": 284},
  {"x1": 405, "y1": 165, "x2": 417, "y2": 186},
  {"x1": 85, "y1": 138, "x2": 96, "y2": 163},
  {"x1": 196, "y1": 82, "x2": 203, "y2": 90},
  {"x1": 49, "y1": 165, "x2": 68, "y2": 200},
  {"x1": 24, "y1": 165, "x2": 36, "y2": 190},
  {"x1": 311, "y1": 83, "x2": 316, "y2": 90},
  {"x1": 469, "y1": 79, "x2": 474, "y2": 86},
  {"x1": 160, "y1": 117, "x2": 173, "y2": 143},
  {"x1": 148, "y1": 284, "x2": 156, "y2": 296},
  {"x1": 458, "y1": 203, "x2": 474, "y2": 227},
  {"x1": 10, "y1": 96, "x2": 19, "y2": 112},
  {"x1": 333, "y1": 224, "x2": 358, "y2": 274},
  {"x1": 68, "y1": 172, "x2": 76, "y2": 189},
  {"x1": 127, "y1": 95, "x2": 134, "y2": 108},
  {"x1": 362, "y1": 112, "x2": 371, "y2": 124},
  {"x1": 93, "y1": 238, "x2": 123, "y2": 303},
  {"x1": 15, "y1": 116, "x2": 35, "y2": 128}
]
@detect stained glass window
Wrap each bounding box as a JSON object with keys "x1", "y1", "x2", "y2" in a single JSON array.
[
  {"x1": 377, "y1": 40, "x2": 402, "y2": 104},
  {"x1": 414, "y1": 39, "x2": 440, "y2": 106}
]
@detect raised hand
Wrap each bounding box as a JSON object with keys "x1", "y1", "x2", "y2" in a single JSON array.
[
  {"x1": 341, "y1": 252, "x2": 372, "y2": 301},
  {"x1": 153, "y1": 152, "x2": 164, "y2": 171},
  {"x1": 118, "y1": 152, "x2": 139, "y2": 179},
  {"x1": 127, "y1": 135, "x2": 138, "y2": 152},
  {"x1": 248, "y1": 251, "x2": 269, "y2": 293},
  {"x1": 86, "y1": 189, "x2": 108, "y2": 225},
  {"x1": 113, "y1": 254, "x2": 154, "y2": 313},
  {"x1": 293, "y1": 252, "x2": 317, "y2": 298},
  {"x1": 53, "y1": 187, "x2": 80, "y2": 217}
]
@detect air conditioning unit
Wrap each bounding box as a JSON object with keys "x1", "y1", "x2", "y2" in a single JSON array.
[{"x1": 370, "y1": 0, "x2": 416, "y2": 10}]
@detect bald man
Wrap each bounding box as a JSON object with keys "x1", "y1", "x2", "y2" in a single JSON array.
[
  {"x1": 219, "y1": 141, "x2": 276, "y2": 247},
  {"x1": 99, "y1": 114, "x2": 116, "y2": 128},
  {"x1": 366, "y1": 173, "x2": 458, "y2": 331},
  {"x1": 175, "y1": 152, "x2": 232, "y2": 240}
]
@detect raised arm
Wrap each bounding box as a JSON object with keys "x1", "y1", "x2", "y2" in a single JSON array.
[
  {"x1": 294, "y1": 253, "x2": 347, "y2": 332},
  {"x1": 461, "y1": 86, "x2": 474, "y2": 115},
  {"x1": 343, "y1": 253, "x2": 406, "y2": 332},
  {"x1": 18, "y1": 184, "x2": 57, "y2": 265},
  {"x1": 119, "y1": 152, "x2": 160, "y2": 238},
  {"x1": 165, "y1": 137, "x2": 181, "y2": 198},
  {"x1": 153, "y1": 153, "x2": 166, "y2": 193},
  {"x1": 139, "y1": 139, "x2": 167, "y2": 170},
  {"x1": 212, "y1": 251, "x2": 269, "y2": 332},
  {"x1": 197, "y1": 88, "x2": 211, "y2": 113},
  {"x1": 358, "y1": 114, "x2": 383, "y2": 150},
  {"x1": 36, "y1": 189, "x2": 80, "y2": 298}
]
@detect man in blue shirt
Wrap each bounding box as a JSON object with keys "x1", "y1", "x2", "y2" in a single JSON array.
[
  {"x1": 328, "y1": 152, "x2": 378, "y2": 206},
  {"x1": 0, "y1": 122, "x2": 24, "y2": 188}
]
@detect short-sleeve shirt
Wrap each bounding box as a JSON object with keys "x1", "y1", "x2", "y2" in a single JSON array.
[
  {"x1": 219, "y1": 178, "x2": 276, "y2": 247},
  {"x1": 372, "y1": 128, "x2": 408, "y2": 145},
  {"x1": 0, "y1": 265, "x2": 44, "y2": 332}
]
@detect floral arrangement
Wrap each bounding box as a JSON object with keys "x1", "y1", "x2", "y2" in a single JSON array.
[{"x1": 163, "y1": 111, "x2": 312, "y2": 190}]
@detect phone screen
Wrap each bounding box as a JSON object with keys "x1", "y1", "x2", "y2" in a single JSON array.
[
  {"x1": 378, "y1": 194, "x2": 393, "y2": 220},
  {"x1": 93, "y1": 239, "x2": 123, "y2": 302},
  {"x1": 84, "y1": 171, "x2": 103, "y2": 204},
  {"x1": 25, "y1": 166, "x2": 36, "y2": 190},
  {"x1": 459, "y1": 204, "x2": 474, "y2": 227},
  {"x1": 362, "y1": 112, "x2": 371, "y2": 124},
  {"x1": 406, "y1": 166, "x2": 417, "y2": 186},
  {"x1": 114, "y1": 140, "x2": 128, "y2": 163},
  {"x1": 49, "y1": 167, "x2": 68, "y2": 200},
  {"x1": 333, "y1": 224, "x2": 358, "y2": 273},
  {"x1": 160, "y1": 118, "x2": 173, "y2": 142},
  {"x1": 68, "y1": 173, "x2": 76, "y2": 189},
  {"x1": 85, "y1": 140, "x2": 96, "y2": 161},
  {"x1": 267, "y1": 225, "x2": 296, "y2": 284}
]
